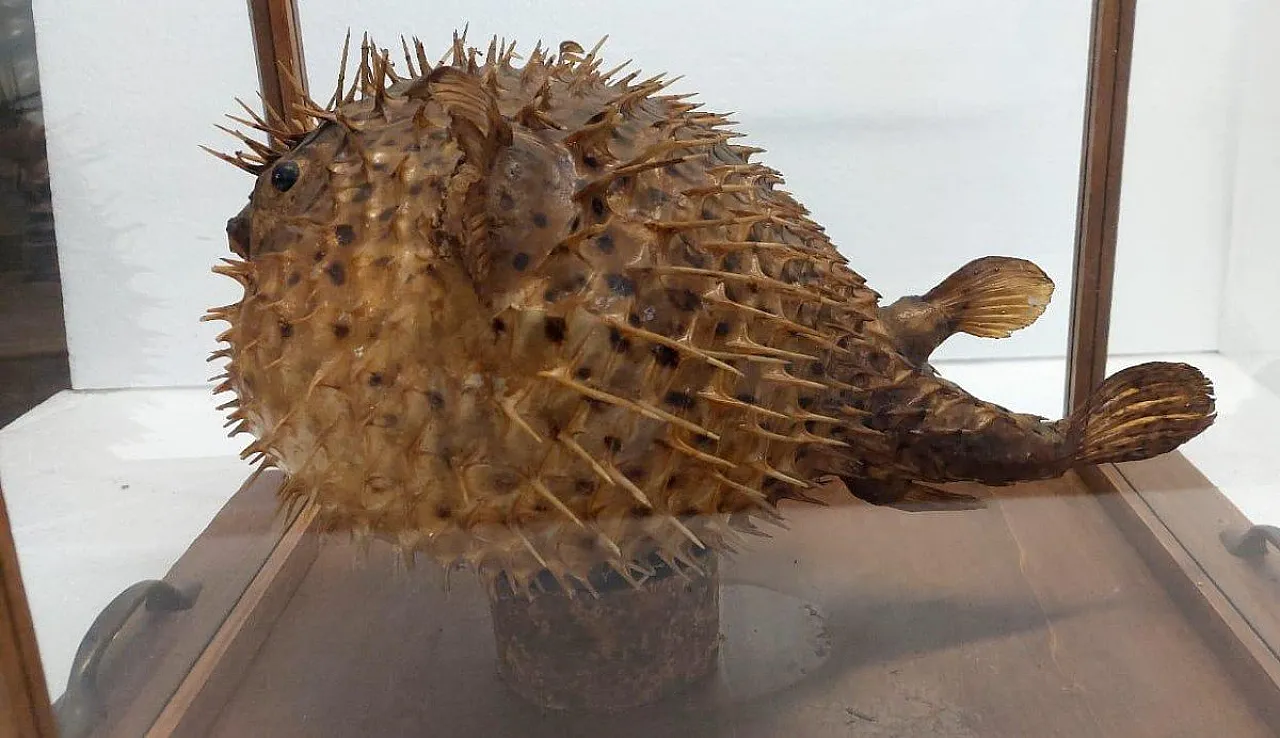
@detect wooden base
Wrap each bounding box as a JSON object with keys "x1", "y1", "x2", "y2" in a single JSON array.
[{"x1": 487, "y1": 555, "x2": 720, "y2": 712}]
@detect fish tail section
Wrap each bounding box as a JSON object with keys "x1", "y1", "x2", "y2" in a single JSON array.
[
  {"x1": 1068, "y1": 362, "x2": 1216, "y2": 466},
  {"x1": 924, "y1": 256, "x2": 1054, "y2": 339}
]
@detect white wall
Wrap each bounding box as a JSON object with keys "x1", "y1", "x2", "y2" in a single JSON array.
[
  {"x1": 301, "y1": 1, "x2": 1095, "y2": 364},
  {"x1": 1111, "y1": 0, "x2": 1243, "y2": 357},
  {"x1": 1220, "y1": 0, "x2": 1280, "y2": 394},
  {"x1": 31, "y1": 1, "x2": 261, "y2": 389},
  {"x1": 34, "y1": 1, "x2": 1247, "y2": 390}
]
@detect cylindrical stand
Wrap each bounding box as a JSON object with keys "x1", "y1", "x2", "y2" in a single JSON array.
[{"x1": 486, "y1": 554, "x2": 721, "y2": 712}]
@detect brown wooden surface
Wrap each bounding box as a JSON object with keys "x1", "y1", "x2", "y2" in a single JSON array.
[
  {"x1": 1084, "y1": 457, "x2": 1280, "y2": 726},
  {"x1": 71, "y1": 468, "x2": 290, "y2": 738},
  {"x1": 0, "y1": 484, "x2": 56, "y2": 738},
  {"x1": 193, "y1": 475, "x2": 1274, "y2": 737},
  {"x1": 1065, "y1": 0, "x2": 1137, "y2": 413},
  {"x1": 246, "y1": 0, "x2": 307, "y2": 131}
]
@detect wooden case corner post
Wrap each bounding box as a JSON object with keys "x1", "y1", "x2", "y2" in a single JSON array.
[
  {"x1": 246, "y1": 0, "x2": 308, "y2": 139},
  {"x1": 1064, "y1": 0, "x2": 1136, "y2": 414},
  {"x1": 1, "y1": 484, "x2": 57, "y2": 738}
]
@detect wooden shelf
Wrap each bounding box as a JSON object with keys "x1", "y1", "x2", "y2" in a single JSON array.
[{"x1": 81, "y1": 472, "x2": 1277, "y2": 737}]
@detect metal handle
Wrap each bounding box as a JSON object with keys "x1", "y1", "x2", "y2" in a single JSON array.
[
  {"x1": 51, "y1": 579, "x2": 193, "y2": 738},
  {"x1": 1220, "y1": 525, "x2": 1280, "y2": 559}
]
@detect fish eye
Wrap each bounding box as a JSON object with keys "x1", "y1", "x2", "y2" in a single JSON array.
[{"x1": 270, "y1": 160, "x2": 300, "y2": 192}]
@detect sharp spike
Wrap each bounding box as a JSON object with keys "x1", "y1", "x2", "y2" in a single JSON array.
[
  {"x1": 603, "y1": 317, "x2": 742, "y2": 376},
  {"x1": 530, "y1": 478, "x2": 586, "y2": 528},
  {"x1": 539, "y1": 367, "x2": 721, "y2": 441}
]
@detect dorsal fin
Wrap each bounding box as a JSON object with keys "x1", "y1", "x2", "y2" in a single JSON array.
[{"x1": 406, "y1": 67, "x2": 513, "y2": 289}]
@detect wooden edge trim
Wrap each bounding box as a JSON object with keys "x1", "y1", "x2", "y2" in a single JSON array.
[
  {"x1": 0, "y1": 484, "x2": 57, "y2": 737},
  {"x1": 246, "y1": 0, "x2": 308, "y2": 132},
  {"x1": 94, "y1": 468, "x2": 289, "y2": 738},
  {"x1": 1064, "y1": 0, "x2": 1137, "y2": 414},
  {"x1": 145, "y1": 503, "x2": 321, "y2": 738},
  {"x1": 1080, "y1": 462, "x2": 1280, "y2": 723}
]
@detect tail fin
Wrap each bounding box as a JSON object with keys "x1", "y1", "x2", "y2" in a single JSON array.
[
  {"x1": 1069, "y1": 362, "x2": 1216, "y2": 466},
  {"x1": 924, "y1": 256, "x2": 1054, "y2": 339}
]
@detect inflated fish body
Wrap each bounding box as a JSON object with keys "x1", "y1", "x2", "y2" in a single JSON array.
[{"x1": 207, "y1": 33, "x2": 1214, "y2": 592}]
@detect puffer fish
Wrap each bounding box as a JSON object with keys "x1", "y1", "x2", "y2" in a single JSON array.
[{"x1": 205, "y1": 32, "x2": 1215, "y2": 594}]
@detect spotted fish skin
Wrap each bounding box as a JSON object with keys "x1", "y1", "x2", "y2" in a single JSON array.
[{"x1": 207, "y1": 34, "x2": 1215, "y2": 591}]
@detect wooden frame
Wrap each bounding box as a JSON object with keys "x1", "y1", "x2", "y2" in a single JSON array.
[
  {"x1": 1, "y1": 483, "x2": 56, "y2": 738},
  {"x1": 3, "y1": 0, "x2": 1280, "y2": 734}
]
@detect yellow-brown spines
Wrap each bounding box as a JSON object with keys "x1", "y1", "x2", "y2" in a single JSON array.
[{"x1": 207, "y1": 31, "x2": 918, "y2": 594}]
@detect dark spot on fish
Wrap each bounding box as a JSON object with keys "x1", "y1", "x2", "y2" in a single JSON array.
[
  {"x1": 333, "y1": 323, "x2": 350, "y2": 339},
  {"x1": 325, "y1": 261, "x2": 346, "y2": 285},
  {"x1": 609, "y1": 327, "x2": 631, "y2": 353},
  {"x1": 286, "y1": 272, "x2": 301, "y2": 286},
  {"x1": 590, "y1": 197, "x2": 606, "y2": 219},
  {"x1": 379, "y1": 413, "x2": 399, "y2": 428},
  {"x1": 735, "y1": 392, "x2": 757, "y2": 404},
  {"x1": 664, "y1": 390, "x2": 696, "y2": 409},
  {"x1": 596, "y1": 233, "x2": 615, "y2": 254},
  {"x1": 428, "y1": 391, "x2": 445, "y2": 410},
  {"x1": 334, "y1": 224, "x2": 356, "y2": 246},
  {"x1": 491, "y1": 317, "x2": 506, "y2": 334},
  {"x1": 668, "y1": 288, "x2": 701, "y2": 312},
  {"x1": 627, "y1": 313, "x2": 641, "y2": 327},
  {"x1": 583, "y1": 154, "x2": 600, "y2": 169},
  {"x1": 544, "y1": 316, "x2": 567, "y2": 343},
  {"x1": 352, "y1": 183, "x2": 372, "y2": 202},
  {"x1": 624, "y1": 466, "x2": 647, "y2": 482},
  {"x1": 368, "y1": 372, "x2": 384, "y2": 387},
  {"x1": 605, "y1": 273, "x2": 635, "y2": 296},
  {"x1": 804, "y1": 420, "x2": 818, "y2": 432},
  {"x1": 587, "y1": 111, "x2": 607, "y2": 124},
  {"x1": 693, "y1": 435, "x2": 715, "y2": 449},
  {"x1": 532, "y1": 502, "x2": 549, "y2": 513},
  {"x1": 646, "y1": 187, "x2": 668, "y2": 204},
  {"x1": 512, "y1": 252, "x2": 530, "y2": 271},
  {"x1": 701, "y1": 205, "x2": 716, "y2": 220},
  {"x1": 373, "y1": 256, "x2": 392, "y2": 267},
  {"x1": 408, "y1": 183, "x2": 424, "y2": 196},
  {"x1": 499, "y1": 191, "x2": 514, "y2": 210},
  {"x1": 575, "y1": 479, "x2": 596, "y2": 495},
  {"x1": 379, "y1": 207, "x2": 397, "y2": 222},
  {"x1": 810, "y1": 362, "x2": 825, "y2": 377},
  {"x1": 723, "y1": 253, "x2": 742, "y2": 273},
  {"x1": 313, "y1": 250, "x2": 325, "y2": 263},
  {"x1": 435, "y1": 504, "x2": 452, "y2": 519},
  {"x1": 652, "y1": 344, "x2": 680, "y2": 368},
  {"x1": 574, "y1": 366, "x2": 592, "y2": 380},
  {"x1": 798, "y1": 396, "x2": 815, "y2": 410},
  {"x1": 630, "y1": 505, "x2": 651, "y2": 517},
  {"x1": 603, "y1": 436, "x2": 622, "y2": 453},
  {"x1": 279, "y1": 322, "x2": 293, "y2": 338},
  {"x1": 714, "y1": 321, "x2": 731, "y2": 337}
]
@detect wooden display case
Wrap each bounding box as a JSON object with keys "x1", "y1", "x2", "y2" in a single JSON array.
[{"x1": 6, "y1": 1, "x2": 1280, "y2": 735}]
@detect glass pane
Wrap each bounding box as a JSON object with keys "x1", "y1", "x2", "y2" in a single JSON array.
[
  {"x1": 0, "y1": 0, "x2": 264, "y2": 706},
  {"x1": 1111, "y1": 0, "x2": 1279, "y2": 524},
  {"x1": 4, "y1": 2, "x2": 1270, "y2": 737}
]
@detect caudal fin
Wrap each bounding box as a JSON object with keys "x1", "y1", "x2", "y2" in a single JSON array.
[
  {"x1": 1069, "y1": 362, "x2": 1216, "y2": 466},
  {"x1": 924, "y1": 256, "x2": 1054, "y2": 339}
]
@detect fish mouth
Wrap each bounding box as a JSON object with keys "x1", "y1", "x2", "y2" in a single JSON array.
[{"x1": 226, "y1": 204, "x2": 252, "y2": 258}]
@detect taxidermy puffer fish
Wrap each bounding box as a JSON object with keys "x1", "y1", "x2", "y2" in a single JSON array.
[{"x1": 205, "y1": 32, "x2": 1215, "y2": 594}]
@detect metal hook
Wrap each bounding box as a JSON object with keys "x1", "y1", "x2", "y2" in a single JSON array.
[
  {"x1": 51, "y1": 579, "x2": 193, "y2": 738},
  {"x1": 1220, "y1": 524, "x2": 1280, "y2": 559}
]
